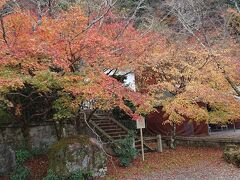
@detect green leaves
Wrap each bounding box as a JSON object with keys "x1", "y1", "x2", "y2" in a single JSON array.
[
  {"x1": 24, "y1": 71, "x2": 61, "y2": 92},
  {"x1": 52, "y1": 94, "x2": 75, "y2": 121},
  {"x1": 15, "y1": 150, "x2": 32, "y2": 166},
  {"x1": 114, "y1": 131, "x2": 138, "y2": 167},
  {"x1": 10, "y1": 166, "x2": 30, "y2": 180}
]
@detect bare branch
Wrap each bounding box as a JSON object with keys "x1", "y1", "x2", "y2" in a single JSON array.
[
  {"x1": 72, "y1": 0, "x2": 118, "y2": 40},
  {"x1": 115, "y1": 0, "x2": 145, "y2": 39}
]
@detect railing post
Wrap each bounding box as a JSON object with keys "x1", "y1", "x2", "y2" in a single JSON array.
[{"x1": 157, "y1": 134, "x2": 163, "y2": 152}]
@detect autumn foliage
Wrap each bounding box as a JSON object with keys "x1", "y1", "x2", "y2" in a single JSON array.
[
  {"x1": 137, "y1": 36, "x2": 240, "y2": 124},
  {"x1": 0, "y1": 5, "x2": 154, "y2": 122},
  {"x1": 0, "y1": 1, "x2": 239, "y2": 125}
]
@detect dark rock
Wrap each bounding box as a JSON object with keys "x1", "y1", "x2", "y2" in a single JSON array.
[
  {"x1": 48, "y1": 135, "x2": 107, "y2": 177},
  {"x1": 0, "y1": 144, "x2": 16, "y2": 174}
]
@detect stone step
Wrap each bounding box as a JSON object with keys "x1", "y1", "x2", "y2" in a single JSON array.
[
  {"x1": 91, "y1": 117, "x2": 110, "y2": 120},
  {"x1": 89, "y1": 114, "x2": 133, "y2": 142},
  {"x1": 97, "y1": 122, "x2": 116, "y2": 126},
  {"x1": 111, "y1": 135, "x2": 127, "y2": 139},
  {"x1": 99, "y1": 126, "x2": 118, "y2": 129},
  {"x1": 96, "y1": 122, "x2": 116, "y2": 127},
  {"x1": 104, "y1": 128, "x2": 124, "y2": 133},
  {"x1": 96, "y1": 117, "x2": 110, "y2": 120},
  {"x1": 96, "y1": 123, "x2": 115, "y2": 127},
  {"x1": 94, "y1": 119, "x2": 113, "y2": 123},
  {"x1": 107, "y1": 131, "x2": 127, "y2": 136},
  {"x1": 94, "y1": 114, "x2": 110, "y2": 117}
]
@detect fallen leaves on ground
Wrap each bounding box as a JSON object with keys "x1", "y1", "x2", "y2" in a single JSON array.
[
  {"x1": 24, "y1": 155, "x2": 48, "y2": 180},
  {"x1": 1, "y1": 146, "x2": 239, "y2": 180},
  {"x1": 104, "y1": 146, "x2": 240, "y2": 180}
]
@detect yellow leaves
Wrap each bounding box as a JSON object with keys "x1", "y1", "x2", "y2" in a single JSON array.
[
  {"x1": 179, "y1": 84, "x2": 240, "y2": 123},
  {"x1": 137, "y1": 35, "x2": 240, "y2": 123},
  {"x1": 0, "y1": 77, "x2": 24, "y2": 92},
  {"x1": 0, "y1": 67, "x2": 24, "y2": 92},
  {"x1": 163, "y1": 94, "x2": 210, "y2": 124},
  {"x1": 0, "y1": 0, "x2": 7, "y2": 9}
]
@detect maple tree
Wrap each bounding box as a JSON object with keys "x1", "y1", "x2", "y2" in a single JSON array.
[
  {"x1": 0, "y1": 2, "x2": 156, "y2": 133},
  {"x1": 136, "y1": 4, "x2": 240, "y2": 125},
  {"x1": 0, "y1": 0, "x2": 239, "y2": 129}
]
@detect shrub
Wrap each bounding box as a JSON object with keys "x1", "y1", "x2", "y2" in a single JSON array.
[
  {"x1": 15, "y1": 150, "x2": 32, "y2": 165},
  {"x1": 223, "y1": 144, "x2": 240, "y2": 167},
  {"x1": 114, "y1": 131, "x2": 138, "y2": 167},
  {"x1": 43, "y1": 169, "x2": 63, "y2": 180},
  {"x1": 10, "y1": 166, "x2": 30, "y2": 180},
  {"x1": 69, "y1": 170, "x2": 84, "y2": 180}
]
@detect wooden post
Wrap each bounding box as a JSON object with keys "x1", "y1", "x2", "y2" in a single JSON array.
[
  {"x1": 157, "y1": 134, "x2": 163, "y2": 152},
  {"x1": 140, "y1": 128, "x2": 144, "y2": 161},
  {"x1": 136, "y1": 116, "x2": 145, "y2": 162}
]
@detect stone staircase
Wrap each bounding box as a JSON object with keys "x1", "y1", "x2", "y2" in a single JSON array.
[{"x1": 88, "y1": 111, "x2": 154, "y2": 152}]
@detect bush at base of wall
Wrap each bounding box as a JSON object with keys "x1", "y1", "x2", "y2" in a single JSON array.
[{"x1": 223, "y1": 144, "x2": 240, "y2": 167}]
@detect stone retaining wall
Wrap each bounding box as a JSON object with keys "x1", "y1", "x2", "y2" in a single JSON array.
[
  {"x1": 162, "y1": 136, "x2": 240, "y2": 148},
  {"x1": 0, "y1": 122, "x2": 77, "y2": 149}
]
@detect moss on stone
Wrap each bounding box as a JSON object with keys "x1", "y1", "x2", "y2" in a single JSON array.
[
  {"x1": 48, "y1": 135, "x2": 91, "y2": 176},
  {"x1": 223, "y1": 144, "x2": 240, "y2": 167},
  {"x1": 49, "y1": 135, "x2": 90, "y2": 156}
]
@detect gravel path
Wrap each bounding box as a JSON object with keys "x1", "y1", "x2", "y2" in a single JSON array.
[
  {"x1": 127, "y1": 162, "x2": 240, "y2": 180},
  {"x1": 106, "y1": 147, "x2": 240, "y2": 180}
]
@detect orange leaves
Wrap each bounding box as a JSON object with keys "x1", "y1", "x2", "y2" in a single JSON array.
[
  {"x1": 0, "y1": 4, "x2": 177, "y2": 123},
  {"x1": 0, "y1": 4, "x2": 156, "y2": 76},
  {"x1": 0, "y1": 76, "x2": 24, "y2": 92},
  {"x1": 1, "y1": 11, "x2": 34, "y2": 48}
]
